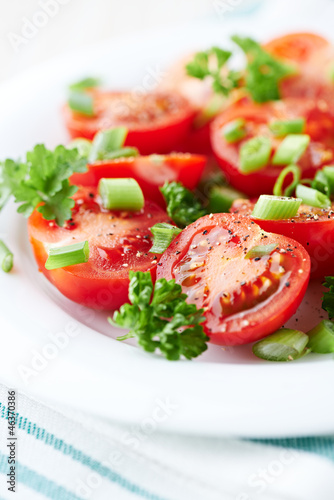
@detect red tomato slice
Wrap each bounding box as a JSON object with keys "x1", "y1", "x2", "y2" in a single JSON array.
[
  {"x1": 157, "y1": 214, "x2": 310, "y2": 346},
  {"x1": 28, "y1": 187, "x2": 171, "y2": 310},
  {"x1": 231, "y1": 198, "x2": 334, "y2": 279},
  {"x1": 264, "y1": 33, "x2": 334, "y2": 103},
  {"x1": 63, "y1": 91, "x2": 195, "y2": 155},
  {"x1": 210, "y1": 97, "x2": 334, "y2": 197},
  {"x1": 70, "y1": 153, "x2": 206, "y2": 206}
]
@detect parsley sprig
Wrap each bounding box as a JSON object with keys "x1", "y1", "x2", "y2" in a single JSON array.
[
  {"x1": 186, "y1": 47, "x2": 241, "y2": 96},
  {"x1": 160, "y1": 181, "x2": 206, "y2": 228},
  {"x1": 111, "y1": 271, "x2": 209, "y2": 360},
  {"x1": 0, "y1": 144, "x2": 87, "y2": 226},
  {"x1": 322, "y1": 277, "x2": 334, "y2": 319}
]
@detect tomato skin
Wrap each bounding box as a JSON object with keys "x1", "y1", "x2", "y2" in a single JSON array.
[
  {"x1": 231, "y1": 199, "x2": 334, "y2": 279},
  {"x1": 63, "y1": 91, "x2": 196, "y2": 155},
  {"x1": 70, "y1": 153, "x2": 206, "y2": 206},
  {"x1": 210, "y1": 98, "x2": 334, "y2": 197},
  {"x1": 157, "y1": 214, "x2": 310, "y2": 346},
  {"x1": 28, "y1": 188, "x2": 171, "y2": 310}
]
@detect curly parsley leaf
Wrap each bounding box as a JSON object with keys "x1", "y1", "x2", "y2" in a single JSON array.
[
  {"x1": 160, "y1": 181, "x2": 206, "y2": 228},
  {"x1": 0, "y1": 144, "x2": 87, "y2": 226},
  {"x1": 186, "y1": 47, "x2": 241, "y2": 97},
  {"x1": 231, "y1": 35, "x2": 296, "y2": 103},
  {"x1": 111, "y1": 271, "x2": 209, "y2": 360},
  {"x1": 322, "y1": 277, "x2": 334, "y2": 319}
]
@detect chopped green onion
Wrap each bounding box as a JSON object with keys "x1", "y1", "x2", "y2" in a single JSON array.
[
  {"x1": 272, "y1": 134, "x2": 310, "y2": 165},
  {"x1": 68, "y1": 91, "x2": 94, "y2": 116},
  {"x1": 273, "y1": 164, "x2": 301, "y2": 197},
  {"x1": 88, "y1": 128, "x2": 128, "y2": 162},
  {"x1": 245, "y1": 243, "x2": 277, "y2": 259},
  {"x1": 207, "y1": 185, "x2": 247, "y2": 213},
  {"x1": 307, "y1": 320, "x2": 334, "y2": 354},
  {"x1": 239, "y1": 136, "x2": 272, "y2": 173},
  {"x1": 322, "y1": 166, "x2": 334, "y2": 195},
  {"x1": 223, "y1": 119, "x2": 247, "y2": 143},
  {"x1": 252, "y1": 195, "x2": 302, "y2": 220},
  {"x1": 312, "y1": 170, "x2": 330, "y2": 196},
  {"x1": 295, "y1": 184, "x2": 331, "y2": 209},
  {"x1": 45, "y1": 240, "x2": 89, "y2": 270},
  {"x1": 0, "y1": 240, "x2": 13, "y2": 273},
  {"x1": 253, "y1": 328, "x2": 310, "y2": 362},
  {"x1": 193, "y1": 94, "x2": 226, "y2": 128},
  {"x1": 269, "y1": 118, "x2": 305, "y2": 137},
  {"x1": 67, "y1": 138, "x2": 92, "y2": 157},
  {"x1": 150, "y1": 223, "x2": 182, "y2": 254},
  {"x1": 102, "y1": 147, "x2": 139, "y2": 160},
  {"x1": 69, "y1": 77, "x2": 100, "y2": 92},
  {"x1": 98, "y1": 178, "x2": 144, "y2": 211}
]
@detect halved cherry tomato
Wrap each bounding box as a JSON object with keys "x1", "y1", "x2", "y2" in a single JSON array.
[
  {"x1": 63, "y1": 90, "x2": 195, "y2": 155},
  {"x1": 157, "y1": 213, "x2": 310, "y2": 346},
  {"x1": 231, "y1": 198, "x2": 334, "y2": 279},
  {"x1": 70, "y1": 153, "x2": 206, "y2": 206},
  {"x1": 28, "y1": 187, "x2": 171, "y2": 310},
  {"x1": 210, "y1": 97, "x2": 334, "y2": 197},
  {"x1": 264, "y1": 33, "x2": 334, "y2": 104}
]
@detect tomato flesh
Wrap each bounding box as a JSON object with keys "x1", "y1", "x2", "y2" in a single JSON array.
[
  {"x1": 63, "y1": 91, "x2": 195, "y2": 155},
  {"x1": 232, "y1": 198, "x2": 334, "y2": 279},
  {"x1": 70, "y1": 153, "x2": 206, "y2": 206},
  {"x1": 28, "y1": 187, "x2": 171, "y2": 310},
  {"x1": 157, "y1": 214, "x2": 310, "y2": 346},
  {"x1": 210, "y1": 97, "x2": 334, "y2": 197}
]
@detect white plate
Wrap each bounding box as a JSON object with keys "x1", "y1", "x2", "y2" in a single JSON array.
[{"x1": 1, "y1": 19, "x2": 334, "y2": 438}]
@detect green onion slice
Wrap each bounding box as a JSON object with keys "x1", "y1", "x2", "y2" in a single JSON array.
[
  {"x1": 223, "y1": 119, "x2": 247, "y2": 143},
  {"x1": 102, "y1": 147, "x2": 139, "y2": 160},
  {"x1": 312, "y1": 170, "x2": 330, "y2": 196},
  {"x1": 273, "y1": 164, "x2": 301, "y2": 197},
  {"x1": 68, "y1": 91, "x2": 94, "y2": 117},
  {"x1": 150, "y1": 223, "x2": 182, "y2": 254},
  {"x1": 272, "y1": 134, "x2": 310, "y2": 165},
  {"x1": 0, "y1": 240, "x2": 13, "y2": 273},
  {"x1": 252, "y1": 195, "x2": 302, "y2": 220},
  {"x1": 307, "y1": 320, "x2": 334, "y2": 354},
  {"x1": 295, "y1": 184, "x2": 331, "y2": 209},
  {"x1": 98, "y1": 178, "x2": 144, "y2": 211},
  {"x1": 45, "y1": 240, "x2": 89, "y2": 270},
  {"x1": 67, "y1": 138, "x2": 92, "y2": 157},
  {"x1": 322, "y1": 166, "x2": 334, "y2": 195},
  {"x1": 194, "y1": 94, "x2": 226, "y2": 128},
  {"x1": 69, "y1": 77, "x2": 100, "y2": 92},
  {"x1": 253, "y1": 328, "x2": 310, "y2": 362},
  {"x1": 239, "y1": 136, "x2": 272, "y2": 173},
  {"x1": 269, "y1": 118, "x2": 305, "y2": 137},
  {"x1": 245, "y1": 243, "x2": 277, "y2": 259},
  {"x1": 88, "y1": 128, "x2": 128, "y2": 162},
  {"x1": 207, "y1": 185, "x2": 247, "y2": 213}
]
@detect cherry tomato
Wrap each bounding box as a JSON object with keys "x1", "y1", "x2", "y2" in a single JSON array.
[
  {"x1": 70, "y1": 153, "x2": 206, "y2": 206},
  {"x1": 157, "y1": 213, "x2": 310, "y2": 346},
  {"x1": 28, "y1": 187, "x2": 171, "y2": 310},
  {"x1": 63, "y1": 91, "x2": 195, "y2": 155},
  {"x1": 210, "y1": 97, "x2": 334, "y2": 197},
  {"x1": 231, "y1": 198, "x2": 334, "y2": 279}
]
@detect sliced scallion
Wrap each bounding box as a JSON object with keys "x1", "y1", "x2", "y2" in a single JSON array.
[
  {"x1": 253, "y1": 328, "x2": 310, "y2": 362},
  {"x1": 239, "y1": 136, "x2": 272, "y2": 173},
  {"x1": 150, "y1": 223, "x2": 182, "y2": 254},
  {"x1": 69, "y1": 77, "x2": 100, "y2": 92},
  {"x1": 207, "y1": 185, "x2": 247, "y2": 213},
  {"x1": 68, "y1": 91, "x2": 94, "y2": 116},
  {"x1": 194, "y1": 94, "x2": 226, "y2": 128},
  {"x1": 295, "y1": 184, "x2": 331, "y2": 209},
  {"x1": 45, "y1": 240, "x2": 89, "y2": 270},
  {"x1": 322, "y1": 166, "x2": 334, "y2": 195},
  {"x1": 68, "y1": 138, "x2": 92, "y2": 157},
  {"x1": 269, "y1": 118, "x2": 305, "y2": 137},
  {"x1": 245, "y1": 243, "x2": 277, "y2": 259},
  {"x1": 102, "y1": 147, "x2": 139, "y2": 160},
  {"x1": 98, "y1": 178, "x2": 144, "y2": 211},
  {"x1": 89, "y1": 128, "x2": 128, "y2": 162},
  {"x1": 273, "y1": 164, "x2": 301, "y2": 197},
  {"x1": 252, "y1": 195, "x2": 301, "y2": 220},
  {"x1": 272, "y1": 134, "x2": 310, "y2": 165},
  {"x1": 223, "y1": 119, "x2": 246, "y2": 143},
  {"x1": 0, "y1": 240, "x2": 13, "y2": 273},
  {"x1": 312, "y1": 170, "x2": 330, "y2": 196},
  {"x1": 307, "y1": 320, "x2": 334, "y2": 354}
]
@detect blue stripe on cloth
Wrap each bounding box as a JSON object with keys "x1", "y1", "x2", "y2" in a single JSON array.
[
  {"x1": 0, "y1": 403, "x2": 168, "y2": 500},
  {"x1": 251, "y1": 437, "x2": 334, "y2": 463},
  {"x1": 0, "y1": 452, "x2": 83, "y2": 500}
]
